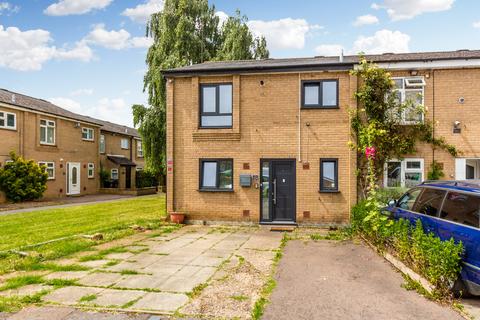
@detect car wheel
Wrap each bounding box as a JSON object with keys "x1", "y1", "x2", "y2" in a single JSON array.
[{"x1": 452, "y1": 278, "x2": 472, "y2": 298}]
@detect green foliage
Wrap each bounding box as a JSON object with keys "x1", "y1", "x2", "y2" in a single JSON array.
[
  {"x1": 427, "y1": 160, "x2": 445, "y2": 180},
  {"x1": 350, "y1": 59, "x2": 459, "y2": 195},
  {"x1": 351, "y1": 201, "x2": 464, "y2": 297},
  {"x1": 0, "y1": 151, "x2": 48, "y2": 202},
  {"x1": 373, "y1": 187, "x2": 408, "y2": 206},
  {"x1": 135, "y1": 169, "x2": 159, "y2": 188},
  {"x1": 134, "y1": 0, "x2": 269, "y2": 175},
  {"x1": 98, "y1": 162, "x2": 110, "y2": 187}
]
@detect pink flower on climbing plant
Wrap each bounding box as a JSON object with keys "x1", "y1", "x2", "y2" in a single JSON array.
[{"x1": 365, "y1": 146, "x2": 376, "y2": 160}]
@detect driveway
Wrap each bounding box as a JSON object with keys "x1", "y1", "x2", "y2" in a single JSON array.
[{"x1": 263, "y1": 240, "x2": 463, "y2": 320}]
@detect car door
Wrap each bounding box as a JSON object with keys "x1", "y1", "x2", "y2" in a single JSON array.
[{"x1": 410, "y1": 187, "x2": 447, "y2": 235}]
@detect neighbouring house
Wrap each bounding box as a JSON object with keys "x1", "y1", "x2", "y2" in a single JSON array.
[
  {"x1": 97, "y1": 120, "x2": 145, "y2": 190},
  {"x1": 0, "y1": 88, "x2": 147, "y2": 203},
  {"x1": 163, "y1": 49, "x2": 480, "y2": 225}
]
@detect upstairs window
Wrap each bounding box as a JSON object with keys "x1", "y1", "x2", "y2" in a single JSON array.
[
  {"x1": 302, "y1": 80, "x2": 339, "y2": 108},
  {"x1": 99, "y1": 134, "x2": 106, "y2": 153},
  {"x1": 320, "y1": 158, "x2": 339, "y2": 192},
  {"x1": 121, "y1": 138, "x2": 129, "y2": 149},
  {"x1": 40, "y1": 119, "x2": 55, "y2": 145},
  {"x1": 199, "y1": 159, "x2": 233, "y2": 191},
  {"x1": 137, "y1": 140, "x2": 143, "y2": 157},
  {"x1": 0, "y1": 111, "x2": 16, "y2": 130},
  {"x1": 82, "y1": 127, "x2": 94, "y2": 141},
  {"x1": 392, "y1": 77, "x2": 425, "y2": 124},
  {"x1": 200, "y1": 83, "x2": 232, "y2": 128},
  {"x1": 38, "y1": 161, "x2": 55, "y2": 180}
]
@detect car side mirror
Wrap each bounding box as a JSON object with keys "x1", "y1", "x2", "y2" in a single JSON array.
[{"x1": 388, "y1": 199, "x2": 396, "y2": 207}]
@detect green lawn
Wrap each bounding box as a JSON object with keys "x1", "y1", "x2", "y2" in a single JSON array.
[{"x1": 0, "y1": 194, "x2": 166, "y2": 252}]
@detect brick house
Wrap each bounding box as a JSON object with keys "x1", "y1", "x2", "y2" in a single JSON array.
[
  {"x1": 0, "y1": 88, "x2": 144, "y2": 202},
  {"x1": 163, "y1": 49, "x2": 480, "y2": 225}
]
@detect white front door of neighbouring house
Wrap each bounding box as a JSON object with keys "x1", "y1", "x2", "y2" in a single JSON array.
[
  {"x1": 67, "y1": 162, "x2": 81, "y2": 195},
  {"x1": 456, "y1": 158, "x2": 480, "y2": 180}
]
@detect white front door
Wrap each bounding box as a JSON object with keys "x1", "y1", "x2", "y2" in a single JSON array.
[{"x1": 67, "y1": 162, "x2": 81, "y2": 195}]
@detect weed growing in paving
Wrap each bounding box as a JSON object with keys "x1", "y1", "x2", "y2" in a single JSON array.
[
  {"x1": 104, "y1": 260, "x2": 120, "y2": 267},
  {"x1": 0, "y1": 290, "x2": 47, "y2": 312},
  {"x1": 187, "y1": 282, "x2": 208, "y2": 298},
  {"x1": 44, "y1": 279, "x2": 77, "y2": 288},
  {"x1": 120, "y1": 269, "x2": 139, "y2": 275},
  {"x1": 0, "y1": 275, "x2": 43, "y2": 291},
  {"x1": 79, "y1": 294, "x2": 97, "y2": 303},
  {"x1": 230, "y1": 295, "x2": 249, "y2": 301}
]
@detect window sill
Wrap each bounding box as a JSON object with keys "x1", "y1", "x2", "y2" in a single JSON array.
[
  {"x1": 0, "y1": 127, "x2": 17, "y2": 131},
  {"x1": 82, "y1": 139, "x2": 95, "y2": 142},
  {"x1": 302, "y1": 105, "x2": 339, "y2": 109},
  {"x1": 40, "y1": 143, "x2": 57, "y2": 147},
  {"x1": 198, "y1": 189, "x2": 234, "y2": 193},
  {"x1": 318, "y1": 190, "x2": 341, "y2": 193}
]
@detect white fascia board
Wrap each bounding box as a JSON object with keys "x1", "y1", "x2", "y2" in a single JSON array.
[{"x1": 374, "y1": 59, "x2": 480, "y2": 70}]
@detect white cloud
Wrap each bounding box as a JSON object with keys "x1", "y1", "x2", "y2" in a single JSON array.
[
  {"x1": 247, "y1": 18, "x2": 323, "y2": 50},
  {"x1": 0, "y1": 25, "x2": 93, "y2": 71},
  {"x1": 122, "y1": 0, "x2": 164, "y2": 23},
  {"x1": 83, "y1": 24, "x2": 152, "y2": 50},
  {"x1": 352, "y1": 29, "x2": 410, "y2": 54},
  {"x1": 44, "y1": 0, "x2": 112, "y2": 16},
  {"x1": 70, "y1": 88, "x2": 93, "y2": 96},
  {"x1": 314, "y1": 44, "x2": 345, "y2": 56},
  {"x1": 353, "y1": 14, "x2": 379, "y2": 27},
  {"x1": 372, "y1": 0, "x2": 455, "y2": 21},
  {"x1": 0, "y1": 2, "x2": 19, "y2": 15},
  {"x1": 49, "y1": 97, "x2": 83, "y2": 113},
  {"x1": 473, "y1": 21, "x2": 480, "y2": 28},
  {"x1": 216, "y1": 11, "x2": 229, "y2": 26}
]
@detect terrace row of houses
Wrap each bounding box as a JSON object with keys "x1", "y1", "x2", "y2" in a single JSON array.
[
  {"x1": 0, "y1": 88, "x2": 145, "y2": 203},
  {"x1": 164, "y1": 49, "x2": 480, "y2": 226}
]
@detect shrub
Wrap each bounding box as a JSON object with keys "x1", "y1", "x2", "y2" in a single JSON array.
[
  {"x1": 135, "y1": 169, "x2": 158, "y2": 188},
  {"x1": 351, "y1": 200, "x2": 464, "y2": 297},
  {"x1": 427, "y1": 160, "x2": 445, "y2": 180},
  {"x1": 0, "y1": 152, "x2": 48, "y2": 202},
  {"x1": 373, "y1": 187, "x2": 408, "y2": 206}
]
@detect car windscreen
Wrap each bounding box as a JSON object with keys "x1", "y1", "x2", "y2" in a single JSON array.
[
  {"x1": 412, "y1": 188, "x2": 446, "y2": 217},
  {"x1": 440, "y1": 192, "x2": 480, "y2": 228}
]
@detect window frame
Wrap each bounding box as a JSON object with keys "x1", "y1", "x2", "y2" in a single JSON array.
[
  {"x1": 120, "y1": 138, "x2": 129, "y2": 150},
  {"x1": 82, "y1": 127, "x2": 94, "y2": 141},
  {"x1": 137, "y1": 140, "x2": 143, "y2": 158},
  {"x1": 199, "y1": 83, "x2": 233, "y2": 129},
  {"x1": 384, "y1": 158, "x2": 424, "y2": 188},
  {"x1": 301, "y1": 79, "x2": 339, "y2": 109},
  {"x1": 319, "y1": 158, "x2": 339, "y2": 192},
  {"x1": 198, "y1": 158, "x2": 234, "y2": 192},
  {"x1": 0, "y1": 111, "x2": 16, "y2": 130},
  {"x1": 111, "y1": 168, "x2": 119, "y2": 180},
  {"x1": 87, "y1": 163, "x2": 95, "y2": 178},
  {"x1": 99, "y1": 134, "x2": 106, "y2": 154},
  {"x1": 38, "y1": 161, "x2": 55, "y2": 180},
  {"x1": 392, "y1": 77, "x2": 425, "y2": 125},
  {"x1": 40, "y1": 119, "x2": 56, "y2": 145}
]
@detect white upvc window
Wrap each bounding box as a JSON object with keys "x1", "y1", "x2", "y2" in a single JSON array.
[
  {"x1": 38, "y1": 161, "x2": 55, "y2": 180},
  {"x1": 87, "y1": 163, "x2": 95, "y2": 178},
  {"x1": 137, "y1": 140, "x2": 143, "y2": 157},
  {"x1": 40, "y1": 119, "x2": 55, "y2": 145},
  {"x1": 111, "y1": 168, "x2": 119, "y2": 180},
  {"x1": 0, "y1": 111, "x2": 16, "y2": 130},
  {"x1": 82, "y1": 127, "x2": 94, "y2": 141},
  {"x1": 121, "y1": 138, "x2": 129, "y2": 149},
  {"x1": 384, "y1": 158, "x2": 424, "y2": 188},
  {"x1": 99, "y1": 134, "x2": 106, "y2": 153},
  {"x1": 392, "y1": 77, "x2": 425, "y2": 125}
]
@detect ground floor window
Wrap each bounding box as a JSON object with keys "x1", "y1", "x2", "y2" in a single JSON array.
[
  {"x1": 111, "y1": 168, "x2": 119, "y2": 180},
  {"x1": 38, "y1": 161, "x2": 55, "y2": 180},
  {"x1": 384, "y1": 158, "x2": 424, "y2": 188},
  {"x1": 199, "y1": 159, "x2": 233, "y2": 191},
  {"x1": 87, "y1": 163, "x2": 95, "y2": 178},
  {"x1": 320, "y1": 158, "x2": 338, "y2": 192}
]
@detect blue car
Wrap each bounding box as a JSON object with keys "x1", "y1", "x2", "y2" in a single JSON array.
[{"x1": 385, "y1": 180, "x2": 480, "y2": 296}]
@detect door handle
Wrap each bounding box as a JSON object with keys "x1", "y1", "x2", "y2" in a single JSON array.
[{"x1": 273, "y1": 179, "x2": 277, "y2": 205}]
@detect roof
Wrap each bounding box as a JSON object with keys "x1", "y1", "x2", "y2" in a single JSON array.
[
  {"x1": 95, "y1": 119, "x2": 140, "y2": 138},
  {"x1": 163, "y1": 49, "x2": 480, "y2": 76},
  {"x1": 0, "y1": 88, "x2": 103, "y2": 126},
  {"x1": 107, "y1": 155, "x2": 137, "y2": 167}
]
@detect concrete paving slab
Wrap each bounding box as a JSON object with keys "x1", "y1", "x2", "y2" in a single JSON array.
[
  {"x1": 89, "y1": 288, "x2": 145, "y2": 307},
  {"x1": 114, "y1": 274, "x2": 168, "y2": 290},
  {"x1": 132, "y1": 292, "x2": 189, "y2": 312},
  {"x1": 77, "y1": 272, "x2": 124, "y2": 287},
  {"x1": 141, "y1": 264, "x2": 181, "y2": 277},
  {"x1": 157, "y1": 276, "x2": 204, "y2": 293},
  {"x1": 125, "y1": 245, "x2": 148, "y2": 252},
  {"x1": 6, "y1": 306, "x2": 75, "y2": 320},
  {"x1": 105, "y1": 252, "x2": 135, "y2": 261},
  {"x1": 43, "y1": 286, "x2": 103, "y2": 305},
  {"x1": 79, "y1": 259, "x2": 111, "y2": 269},
  {"x1": 43, "y1": 271, "x2": 90, "y2": 281},
  {"x1": 240, "y1": 232, "x2": 282, "y2": 251},
  {"x1": 189, "y1": 255, "x2": 225, "y2": 267},
  {"x1": 0, "y1": 284, "x2": 52, "y2": 297},
  {"x1": 104, "y1": 261, "x2": 147, "y2": 273}
]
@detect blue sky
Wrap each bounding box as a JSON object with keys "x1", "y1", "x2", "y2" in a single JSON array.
[{"x1": 0, "y1": 0, "x2": 477, "y2": 126}]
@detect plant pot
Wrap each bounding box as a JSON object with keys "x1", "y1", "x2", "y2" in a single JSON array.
[{"x1": 170, "y1": 212, "x2": 185, "y2": 224}]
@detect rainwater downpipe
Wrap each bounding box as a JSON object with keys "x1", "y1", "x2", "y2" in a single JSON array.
[{"x1": 298, "y1": 73, "x2": 302, "y2": 163}]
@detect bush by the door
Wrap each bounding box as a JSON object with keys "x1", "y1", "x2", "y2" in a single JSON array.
[{"x1": 0, "y1": 152, "x2": 48, "y2": 202}]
